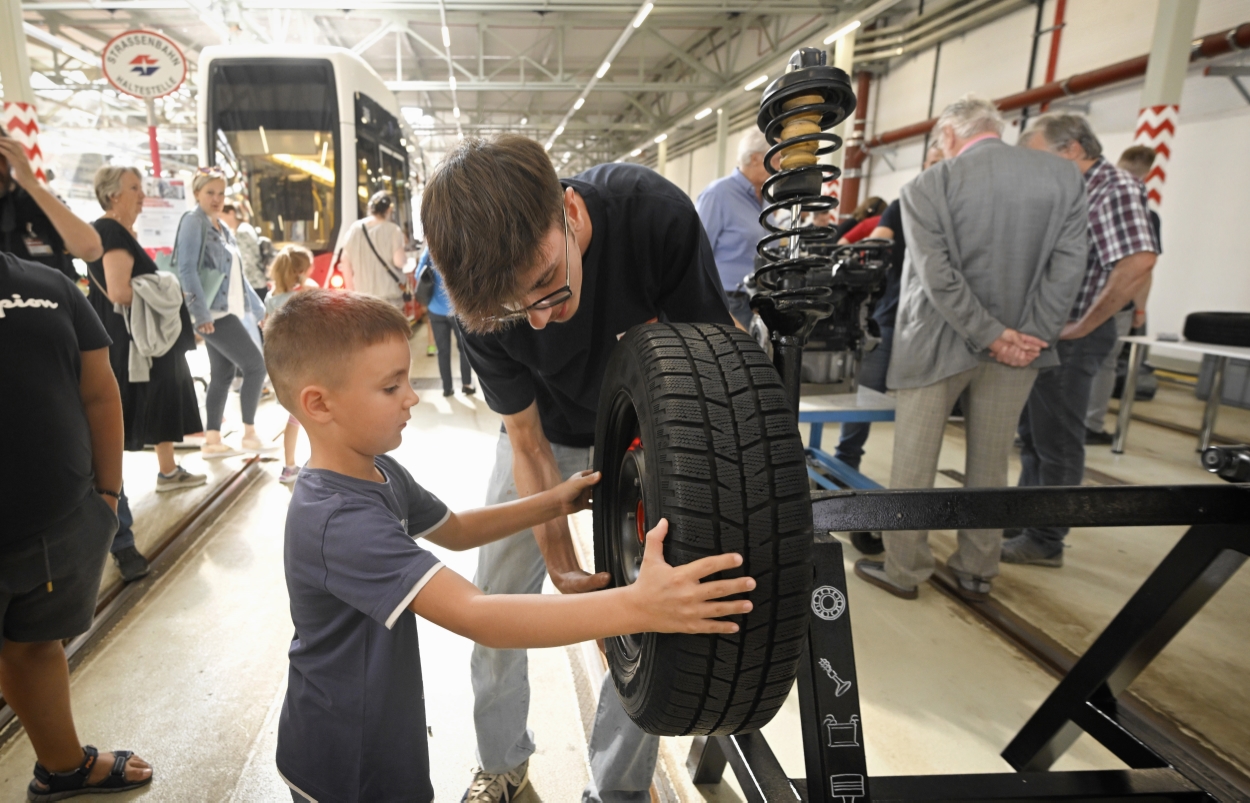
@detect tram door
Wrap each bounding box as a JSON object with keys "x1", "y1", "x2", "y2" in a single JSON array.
[
  {"x1": 354, "y1": 92, "x2": 413, "y2": 242},
  {"x1": 207, "y1": 58, "x2": 340, "y2": 254}
]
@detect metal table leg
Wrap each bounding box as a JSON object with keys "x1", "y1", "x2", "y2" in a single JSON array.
[
  {"x1": 1198, "y1": 356, "x2": 1227, "y2": 452},
  {"x1": 1111, "y1": 342, "x2": 1144, "y2": 455}
]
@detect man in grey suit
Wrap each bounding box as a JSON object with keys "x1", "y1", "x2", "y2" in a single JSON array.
[{"x1": 854, "y1": 95, "x2": 1088, "y2": 601}]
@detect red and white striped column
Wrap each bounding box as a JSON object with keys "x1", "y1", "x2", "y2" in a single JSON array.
[
  {"x1": 1131, "y1": 104, "x2": 1177, "y2": 210},
  {"x1": 1, "y1": 102, "x2": 49, "y2": 184},
  {"x1": 1133, "y1": 0, "x2": 1199, "y2": 211}
]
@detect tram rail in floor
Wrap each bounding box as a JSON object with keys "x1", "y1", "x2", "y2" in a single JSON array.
[{"x1": 0, "y1": 458, "x2": 265, "y2": 749}]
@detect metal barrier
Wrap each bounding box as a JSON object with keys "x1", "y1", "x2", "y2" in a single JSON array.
[{"x1": 687, "y1": 483, "x2": 1250, "y2": 802}]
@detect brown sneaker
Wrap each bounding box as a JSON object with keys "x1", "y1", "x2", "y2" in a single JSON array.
[
  {"x1": 853, "y1": 559, "x2": 918, "y2": 600},
  {"x1": 461, "y1": 761, "x2": 529, "y2": 803}
]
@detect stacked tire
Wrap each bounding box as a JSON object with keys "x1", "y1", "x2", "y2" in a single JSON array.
[{"x1": 593, "y1": 322, "x2": 813, "y2": 736}]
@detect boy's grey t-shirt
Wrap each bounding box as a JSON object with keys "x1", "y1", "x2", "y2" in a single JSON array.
[{"x1": 277, "y1": 454, "x2": 448, "y2": 803}]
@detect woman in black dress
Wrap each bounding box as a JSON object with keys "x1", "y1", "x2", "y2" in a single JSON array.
[{"x1": 87, "y1": 166, "x2": 205, "y2": 580}]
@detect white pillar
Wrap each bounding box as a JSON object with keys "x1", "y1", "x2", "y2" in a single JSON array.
[
  {"x1": 1, "y1": 0, "x2": 36, "y2": 104},
  {"x1": 716, "y1": 107, "x2": 728, "y2": 177},
  {"x1": 657, "y1": 138, "x2": 667, "y2": 176},
  {"x1": 1133, "y1": 0, "x2": 1199, "y2": 208}
]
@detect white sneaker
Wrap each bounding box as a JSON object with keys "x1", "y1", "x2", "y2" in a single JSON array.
[{"x1": 461, "y1": 760, "x2": 529, "y2": 803}]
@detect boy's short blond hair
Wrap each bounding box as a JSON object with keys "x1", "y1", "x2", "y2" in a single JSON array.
[{"x1": 264, "y1": 290, "x2": 411, "y2": 411}]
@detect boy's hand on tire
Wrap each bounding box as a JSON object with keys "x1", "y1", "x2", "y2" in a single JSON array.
[
  {"x1": 552, "y1": 469, "x2": 600, "y2": 515},
  {"x1": 631, "y1": 519, "x2": 754, "y2": 634}
]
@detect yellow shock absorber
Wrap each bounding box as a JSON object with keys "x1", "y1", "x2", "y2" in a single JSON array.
[{"x1": 778, "y1": 94, "x2": 824, "y2": 170}]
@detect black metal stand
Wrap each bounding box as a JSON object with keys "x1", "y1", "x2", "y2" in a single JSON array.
[{"x1": 686, "y1": 484, "x2": 1250, "y2": 802}]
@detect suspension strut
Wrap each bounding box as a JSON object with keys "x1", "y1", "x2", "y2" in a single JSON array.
[{"x1": 752, "y1": 47, "x2": 857, "y2": 409}]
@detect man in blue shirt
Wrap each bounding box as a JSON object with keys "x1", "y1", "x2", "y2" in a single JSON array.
[{"x1": 695, "y1": 130, "x2": 772, "y2": 327}]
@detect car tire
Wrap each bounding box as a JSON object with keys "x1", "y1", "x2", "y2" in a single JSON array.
[
  {"x1": 1183, "y1": 312, "x2": 1250, "y2": 348},
  {"x1": 593, "y1": 322, "x2": 813, "y2": 736}
]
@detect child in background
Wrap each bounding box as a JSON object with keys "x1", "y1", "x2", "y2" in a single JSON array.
[
  {"x1": 264, "y1": 246, "x2": 318, "y2": 484},
  {"x1": 262, "y1": 290, "x2": 754, "y2": 803}
]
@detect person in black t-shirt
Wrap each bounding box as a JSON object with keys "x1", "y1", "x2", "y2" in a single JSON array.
[
  {"x1": 422, "y1": 135, "x2": 736, "y2": 803},
  {"x1": 0, "y1": 252, "x2": 154, "y2": 798},
  {"x1": 87, "y1": 166, "x2": 206, "y2": 582},
  {"x1": 0, "y1": 132, "x2": 103, "y2": 280}
]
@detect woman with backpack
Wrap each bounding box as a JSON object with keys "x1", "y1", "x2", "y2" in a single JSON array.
[
  {"x1": 175, "y1": 168, "x2": 267, "y2": 458},
  {"x1": 336, "y1": 191, "x2": 409, "y2": 310}
]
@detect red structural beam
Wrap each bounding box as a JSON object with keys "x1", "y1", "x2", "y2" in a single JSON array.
[{"x1": 863, "y1": 22, "x2": 1250, "y2": 150}]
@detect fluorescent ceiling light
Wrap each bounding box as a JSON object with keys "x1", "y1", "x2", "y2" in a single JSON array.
[
  {"x1": 653, "y1": 133, "x2": 667, "y2": 143},
  {"x1": 453, "y1": 106, "x2": 461, "y2": 118},
  {"x1": 441, "y1": 25, "x2": 451, "y2": 47},
  {"x1": 449, "y1": 75, "x2": 457, "y2": 91},
  {"x1": 823, "y1": 19, "x2": 861, "y2": 45},
  {"x1": 632, "y1": 2, "x2": 654, "y2": 28},
  {"x1": 544, "y1": 142, "x2": 552, "y2": 151},
  {"x1": 554, "y1": 124, "x2": 565, "y2": 137},
  {"x1": 520, "y1": 116, "x2": 528, "y2": 125},
  {"x1": 596, "y1": 61, "x2": 611, "y2": 78},
  {"x1": 694, "y1": 107, "x2": 713, "y2": 120},
  {"x1": 630, "y1": 148, "x2": 642, "y2": 157},
  {"x1": 744, "y1": 75, "x2": 768, "y2": 91},
  {"x1": 573, "y1": 97, "x2": 585, "y2": 110}
]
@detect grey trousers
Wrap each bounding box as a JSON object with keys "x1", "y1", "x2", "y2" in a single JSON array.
[
  {"x1": 886, "y1": 361, "x2": 1039, "y2": 588},
  {"x1": 1084, "y1": 308, "x2": 1134, "y2": 433},
  {"x1": 201, "y1": 313, "x2": 266, "y2": 430},
  {"x1": 471, "y1": 433, "x2": 658, "y2": 802}
]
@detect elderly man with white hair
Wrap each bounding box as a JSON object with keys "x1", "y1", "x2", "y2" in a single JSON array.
[
  {"x1": 853, "y1": 95, "x2": 1089, "y2": 601},
  {"x1": 694, "y1": 128, "x2": 773, "y2": 326}
]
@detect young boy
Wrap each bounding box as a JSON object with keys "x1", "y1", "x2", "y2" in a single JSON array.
[{"x1": 263, "y1": 290, "x2": 754, "y2": 803}]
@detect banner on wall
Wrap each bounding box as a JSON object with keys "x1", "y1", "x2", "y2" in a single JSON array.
[{"x1": 136, "y1": 177, "x2": 188, "y2": 270}]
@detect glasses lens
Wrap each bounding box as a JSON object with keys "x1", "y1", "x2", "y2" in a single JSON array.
[{"x1": 531, "y1": 288, "x2": 573, "y2": 310}]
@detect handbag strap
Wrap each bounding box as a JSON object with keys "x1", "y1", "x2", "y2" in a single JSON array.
[{"x1": 360, "y1": 221, "x2": 406, "y2": 286}]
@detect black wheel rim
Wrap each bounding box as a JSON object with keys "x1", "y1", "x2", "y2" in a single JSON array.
[{"x1": 603, "y1": 388, "x2": 649, "y2": 678}]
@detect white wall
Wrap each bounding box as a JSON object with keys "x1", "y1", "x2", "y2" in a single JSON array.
[{"x1": 859, "y1": 0, "x2": 1250, "y2": 342}]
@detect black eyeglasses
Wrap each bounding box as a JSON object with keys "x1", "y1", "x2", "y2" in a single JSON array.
[{"x1": 489, "y1": 207, "x2": 573, "y2": 324}]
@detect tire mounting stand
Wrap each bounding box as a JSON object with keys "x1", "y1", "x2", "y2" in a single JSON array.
[{"x1": 685, "y1": 45, "x2": 1250, "y2": 802}]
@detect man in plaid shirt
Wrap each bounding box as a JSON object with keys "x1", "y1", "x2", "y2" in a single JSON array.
[{"x1": 1006, "y1": 113, "x2": 1160, "y2": 567}]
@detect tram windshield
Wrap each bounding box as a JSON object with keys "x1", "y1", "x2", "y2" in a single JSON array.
[{"x1": 208, "y1": 59, "x2": 339, "y2": 252}]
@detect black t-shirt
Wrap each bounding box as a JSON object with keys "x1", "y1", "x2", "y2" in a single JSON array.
[
  {"x1": 872, "y1": 199, "x2": 905, "y2": 330},
  {"x1": 0, "y1": 252, "x2": 111, "y2": 547},
  {"x1": 0, "y1": 185, "x2": 76, "y2": 281},
  {"x1": 87, "y1": 218, "x2": 195, "y2": 354},
  {"x1": 462, "y1": 163, "x2": 734, "y2": 447}
]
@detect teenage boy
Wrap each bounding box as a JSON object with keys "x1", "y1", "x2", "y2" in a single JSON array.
[
  {"x1": 263, "y1": 290, "x2": 754, "y2": 803},
  {"x1": 421, "y1": 135, "x2": 737, "y2": 803}
]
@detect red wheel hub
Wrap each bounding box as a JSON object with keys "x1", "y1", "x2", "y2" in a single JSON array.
[{"x1": 636, "y1": 499, "x2": 646, "y2": 544}]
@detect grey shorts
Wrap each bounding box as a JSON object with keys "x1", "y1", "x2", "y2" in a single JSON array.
[{"x1": 0, "y1": 493, "x2": 116, "y2": 648}]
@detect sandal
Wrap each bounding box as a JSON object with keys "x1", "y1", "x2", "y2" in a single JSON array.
[{"x1": 28, "y1": 745, "x2": 152, "y2": 801}]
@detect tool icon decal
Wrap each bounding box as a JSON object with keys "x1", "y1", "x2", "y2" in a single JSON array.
[
  {"x1": 817, "y1": 658, "x2": 853, "y2": 696},
  {"x1": 811, "y1": 585, "x2": 846, "y2": 621}
]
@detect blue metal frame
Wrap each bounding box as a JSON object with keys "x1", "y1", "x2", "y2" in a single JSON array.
[{"x1": 798, "y1": 410, "x2": 892, "y2": 491}]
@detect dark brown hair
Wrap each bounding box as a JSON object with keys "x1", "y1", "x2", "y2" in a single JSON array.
[
  {"x1": 1117, "y1": 145, "x2": 1156, "y2": 180},
  {"x1": 420, "y1": 135, "x2": 564, "y2": 332},
  {"x1": 851, "y1": 196, "x2": 887, "y2": 221},
  {"x1": 263, "y1": 289, "x2": 411, "y2": 410}
]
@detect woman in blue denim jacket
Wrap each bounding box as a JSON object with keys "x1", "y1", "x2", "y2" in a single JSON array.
[{"x1": 176, "y1": 170, "x2": 268, "y2": 457}]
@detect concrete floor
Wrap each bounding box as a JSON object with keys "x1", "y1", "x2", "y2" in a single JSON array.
[{"x1": 0, "y1": 334, "x2": 1245, "y2": 800}]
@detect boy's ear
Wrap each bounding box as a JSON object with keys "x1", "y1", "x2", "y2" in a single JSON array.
[{"x1": 299, "y1": 383, "x2": 335, "y2": 425}]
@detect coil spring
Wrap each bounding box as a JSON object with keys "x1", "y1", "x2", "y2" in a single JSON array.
[{"x1": 751, "y1": 49, "x2": 857, "y2": 333}]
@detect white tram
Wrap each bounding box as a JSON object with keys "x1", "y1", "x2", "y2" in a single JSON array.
[{"x1": 197, "y1": 45, "x2": 415, "y2": 285}]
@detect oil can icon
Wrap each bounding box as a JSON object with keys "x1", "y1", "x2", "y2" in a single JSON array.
[{"x1": 823, "y1": 713, "x2": 860, "y2": 748}]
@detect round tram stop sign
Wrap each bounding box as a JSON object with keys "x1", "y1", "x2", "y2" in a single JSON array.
[{"x1": 102, "y1": 30, "x2": 187, "y2": 100}]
